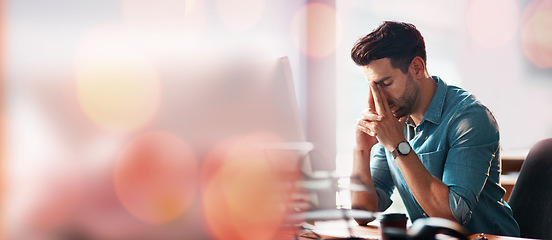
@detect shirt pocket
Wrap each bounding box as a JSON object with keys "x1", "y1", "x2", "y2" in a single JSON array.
[{"x1": 418, "y1": 150, "x2": 446, "y2": 179}]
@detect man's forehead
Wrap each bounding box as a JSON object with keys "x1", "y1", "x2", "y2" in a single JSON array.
[{"x1": 361, "y1": 58, "x2": 394, "y2": 83}]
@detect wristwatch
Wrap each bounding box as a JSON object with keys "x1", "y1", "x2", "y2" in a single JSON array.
[{"x1": 392, "y1": 141, "x2": 411, "y2": 158}]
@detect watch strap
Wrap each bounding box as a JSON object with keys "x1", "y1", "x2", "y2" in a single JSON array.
[
  {"x1": 392, "y1": 141, "x2": 411, "y2": 159},
  {"x1": 392, "y1": 148, "x2": 399, "y2": 158}
]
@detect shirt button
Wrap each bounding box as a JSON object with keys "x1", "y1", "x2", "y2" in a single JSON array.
[{"x1": 422, "y1": 213, "x2": 428, "y2": 217}]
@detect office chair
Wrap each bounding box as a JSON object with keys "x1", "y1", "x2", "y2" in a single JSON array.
[{"x1": 508, "y1": 138, "x2": 552, "y2": 240}]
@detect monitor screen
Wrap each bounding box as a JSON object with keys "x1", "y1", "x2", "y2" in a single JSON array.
[{"x1": 156, "y1": 56, "x2": 307, "y2": 154}]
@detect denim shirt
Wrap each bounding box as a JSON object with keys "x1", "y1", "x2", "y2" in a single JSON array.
[{"x1": 370, "y1": 76, "x2": 520, "y2": 236}]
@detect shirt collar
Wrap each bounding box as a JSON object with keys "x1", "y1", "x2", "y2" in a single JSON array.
[{"x1": 420, "y1": 76, "x2": 447, "y2": 125}]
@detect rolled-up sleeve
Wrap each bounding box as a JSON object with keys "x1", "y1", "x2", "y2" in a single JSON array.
[
  {"x1": 443, "y1": 104, "x2": 499, "y2": 224},
  {"x1": 370, "y1": 143, "x2": 395, "y2": 211}
]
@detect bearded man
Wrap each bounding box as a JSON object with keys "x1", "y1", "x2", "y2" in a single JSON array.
[{"x1": 350, "y1": 21, "x2": 519, "y2": 237}]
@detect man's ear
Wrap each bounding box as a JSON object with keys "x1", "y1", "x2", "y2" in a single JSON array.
[{"x1": 410, "y1": 57, "x2": 425, "y2": 77}]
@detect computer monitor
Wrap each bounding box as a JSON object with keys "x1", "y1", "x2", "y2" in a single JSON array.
[{"x1": 158, "y1": 56, "x2": 307, "y2": 152}]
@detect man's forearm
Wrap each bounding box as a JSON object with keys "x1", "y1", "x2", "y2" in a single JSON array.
[
  {"x1": 394, "y1": 152, "x2": 456, "y2": 221},
  {"x1": 351, "y1": 147, "x2": 379, "y2": 225}
]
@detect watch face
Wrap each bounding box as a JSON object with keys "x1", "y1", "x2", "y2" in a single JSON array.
[{"x1": 398, "y1": 142, "x2": 411, "y2": 154}]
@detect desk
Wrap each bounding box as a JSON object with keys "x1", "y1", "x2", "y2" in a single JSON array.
[
  {"x1": 293, "y1": 220, "x2": 534, "y2": 240},
  {"x1": 501, "y1": 149, "x2": 528, "y2": 201}
]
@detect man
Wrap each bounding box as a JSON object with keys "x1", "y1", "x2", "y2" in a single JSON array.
[{"x1": 350, "y1": 21, "x2": 520, "y2": 236}]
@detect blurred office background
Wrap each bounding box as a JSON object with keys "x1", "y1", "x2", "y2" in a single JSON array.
[{"x1": 3, "y1": 0, "x2": 552, "y2": 239}]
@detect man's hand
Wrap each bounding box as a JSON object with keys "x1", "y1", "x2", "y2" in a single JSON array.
[
  {"x1": 356, "y1": 109, "x2": 380, "y2": 151},
  {"x1": 359, "y1": 81, "x2": 408, "y2": 152},
  {"x1": 353, "y1": 82, "x2": 401, "y2": 216},
  {"x1": 356, "y1": 78, "x2": 457, "y2": 223},
  {"x1": 356, "y1": 83, "x2": 381, "y2": 151}
]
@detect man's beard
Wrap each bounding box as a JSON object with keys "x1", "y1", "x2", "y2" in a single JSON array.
[{"x1": 389, "y1": 73, "x2": 419, "y2": 119}]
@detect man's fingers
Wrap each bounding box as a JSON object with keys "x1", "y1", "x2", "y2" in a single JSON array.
[
  {"x1": 360, "y1": 110, "x2": 381, "y2": 121},
  {"x1": 370, "y1": 82, "x2": 386, "y2": 115},
  {"x1": 377, "y1": 84, "x2": 391, "y2": 112},
  {"x1": 367, "y1": 85, "x2": 376, "y2": 112},
  {"x1": 358, "y1": 125, "x2": 376, "y2": 137},
  {"x1": 357, "y1": 119, "x2": 376, "y2": 136}
]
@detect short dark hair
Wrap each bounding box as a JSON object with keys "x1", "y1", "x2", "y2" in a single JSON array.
[{"x1": 351, "y1": 21, "x2": 426, "y2": 74}]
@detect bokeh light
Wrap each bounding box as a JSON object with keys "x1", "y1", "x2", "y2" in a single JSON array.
[
  {"x1": 216, "y1": 0, "x2": 265, "y2": 32},
  {"x1": 466, "y1": 0, "x2": 519, "y2": 48},
  {"x1": 75, "y1": 25, "x2": 161, "y2": 133},
  {"x1": 292, "y1": 2, "x2": 337, "y2": 58},
  {"x1": 202, "y1": 132, "x2": 301, "y2": 240},
  {"x1": 121, "y1": 0, "x2": 206, "y2": 51},
  {"x1": 113, "y1": 131, "x2": 198, "y2": 225},
  {"x1": 521, "y1": 0, "x2": 552, "y2": 68},
  {"x1": 21, "y1": 159, "x2": 84, "y2": 235}
]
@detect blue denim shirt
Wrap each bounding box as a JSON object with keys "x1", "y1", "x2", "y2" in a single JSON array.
[{"x1": 370, "y1": 76, "x2": 520, "y2": 236}]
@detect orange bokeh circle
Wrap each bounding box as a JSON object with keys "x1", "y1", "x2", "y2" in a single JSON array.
[
  {"x1": 201, "y1": 132, "x2": 302, "y2": 240},
  {"x1": 113, "y1": 131, "x2": 199, "y2": 224},
  {"x1": 520, "y1": 0, "x2": 552, "y2": 68}
]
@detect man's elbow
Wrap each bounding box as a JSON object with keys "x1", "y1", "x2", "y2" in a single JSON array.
[
  {"x1": 353, "y1": 217, "x2": 372, "y2": 226},
  {"x1": 351, "y1": 192, "x2": 379, "y2": 212},
  {"x1": 351, "y1": 205, "x2": 378, "y2": 226},
  {"x1": 448, "y1": 191, "x2": 474, "y2": 225},
  {"x1": 351, "y1": 198, "x2": 379, "y2": 225}
]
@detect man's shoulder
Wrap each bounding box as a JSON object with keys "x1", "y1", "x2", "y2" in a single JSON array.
[
  {"x1": 444, "y1": 84, "x2": 490, "y2": 115},
  {"x1": 442, "y1": 85, "x2": 498, "y2": 136},
  {"x1": 432, "y1": 84, "x2": 500, "y2": 149},
  {"x1": 441, "y1": 84, "x2": 498, "y2": 130},
  {"x1": 445, "y1": 84, "x2": 473, "y2": 104}
]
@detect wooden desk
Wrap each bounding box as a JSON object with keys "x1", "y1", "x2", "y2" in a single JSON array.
[
  {"x1": 501, "y1": 151, "x2": 527, "y2": 174},
  {"x1": 293, "y1": 220, "x2": 533, "y2": 240},
  {"x1": 501, "y1": 149, "x2": 528, "y2": 201}
]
